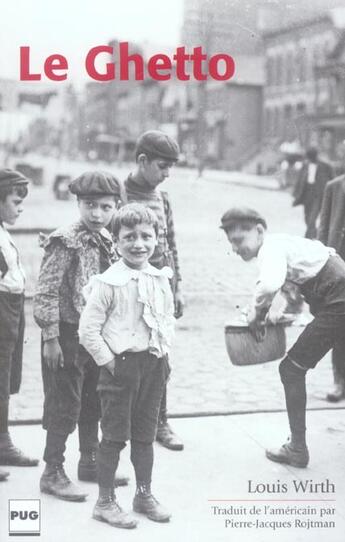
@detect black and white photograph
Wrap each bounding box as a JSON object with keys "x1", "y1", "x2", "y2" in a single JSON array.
[{"x1": 0, "y1": 0, "x2": 345, "y2": 540}]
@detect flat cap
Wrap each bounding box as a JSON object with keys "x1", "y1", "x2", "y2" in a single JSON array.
[
  {"x1": 136, "y1": 130, "x2": 180, "y2": 161},
  {"x1": 69, "y1": 171, "x2": 121, "y2": 197},
  {"x1": 220, "y1": 207, "x2": 267, "y2": 230},
  {"x1": 0, "y1": 168, "x2": 29, "y2": 188}
]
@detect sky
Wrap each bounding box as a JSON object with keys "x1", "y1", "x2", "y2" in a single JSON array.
[{"x1": 0, "y1": 0, "x2": 184, "y2": 84}]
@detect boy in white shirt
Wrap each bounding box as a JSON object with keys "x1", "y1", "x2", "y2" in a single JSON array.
[
  {"x1": 0, "y1": 169, "x2": 38, "y2": 479},
  {"x1": 79, "y1": 203, "x2": 175, "y2": 529},
  {"x1": 220, "y1": 207, "x2": 345, "y2": 468}
]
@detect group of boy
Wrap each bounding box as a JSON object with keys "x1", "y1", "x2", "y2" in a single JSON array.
[
  {"x1": 2, "y1": 129, "x2": 345, "y2": 528},
  {"x1": 0, "y1": 130, "x2": 184, "y2": 528}
]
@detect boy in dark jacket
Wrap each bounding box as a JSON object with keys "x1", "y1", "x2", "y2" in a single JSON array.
[{"x1": 34, "y1": 171, "x2": 127, "y2": 501}]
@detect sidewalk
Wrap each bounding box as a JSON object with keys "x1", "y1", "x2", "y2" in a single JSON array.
[{"x1": 1, "y1": 412, "x2": 344, "y2": 542}]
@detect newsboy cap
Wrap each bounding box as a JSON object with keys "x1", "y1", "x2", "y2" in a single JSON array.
[
  {"x1": 220, "y1": 207, "x2": 267, "y2": 230},
  {"x1": 136, "y1": 130, "x2": 180, "y2": 161},
  {"x1": 69, "y1": 171, "x2": 121, "y2": 197},
  {"x1": 0, "y1": 168, "x2": 29, "y2": 188}
]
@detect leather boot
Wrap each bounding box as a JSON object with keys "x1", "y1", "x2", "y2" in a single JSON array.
[
  {"x1": 266, "y1": 440, "x2": 309, "y2": 468},
  {"x1": 0, "y1": 468, "x2": 9, "y2": 481},
  {"x1": 156, "y1": 421, "x2": 184, "y2": 451},
  {"x1": 93, "y1": 496, "x2": 138, "y2": 529},
  {"x1": 326, "y1": 382, "x2": 345, "y2": 402},
  {"x1": 133, "y1": 493, "x2": 171, "y2": 522},
  {"x1": 78, "y1": 451, "x2": 129, "y2": 486},
  {"x1": 0, "y1": 433, "x2": 38, "y2": 467},
  {"x1": 40, "y1": 463, "x2": 88, "y2": 502}
]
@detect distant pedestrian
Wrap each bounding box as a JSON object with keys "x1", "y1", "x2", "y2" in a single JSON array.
[
  {"x1": 34, "y1": 171, "x2": 128, "y2": 502},
  {"x1": 221, "y1": 207, "x2": 345, "y2": 468},
  {"x1": 118, "y1": 130, "x2": 184, "y2": 451},
  {"x1": 79, "y1": 203, "x2": 174, "y2": 528},
  {"x1": 0, "y1": 169, "x2": 38, "y2": 481},
  {"x1": 318, "y1": 174, "x2": 345, "y2": 402},
  {"x1": 293, "y1": 147, "x2": 333, "y2": 239}
]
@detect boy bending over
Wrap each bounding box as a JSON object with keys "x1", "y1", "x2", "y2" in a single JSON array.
[{"x1": 221, "y1": 207, "x2": 345, "y2": 468}]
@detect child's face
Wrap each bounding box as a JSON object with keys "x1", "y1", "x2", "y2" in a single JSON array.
[
  {"x1": 117, "y1": 223, "x2": 157, "y2": 269},
  {"x1": 226, "y1": 225, "x2": 264, "y2": 261},
  {"x1": 0, "y1": 192, "x2": 25, "y2": 225},
  {"x1": 138, "y1": 156, "x2": 174, "y2": 189},
  {"x1": 78, "y1": 196, "x2": 117, "y2": 232}
]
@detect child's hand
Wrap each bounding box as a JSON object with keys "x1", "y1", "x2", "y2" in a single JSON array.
[
  {"x1": 43, "y1": 338, "x2": 64, "y2": 370},
  {"x1": 247, "y1": 308, "x2": 266, "y2": 342},
  {"x1": 174, "y1": 289, "x2": 184, "y2": 319},
  {"x1": 105, "y1": 358, "x2": 116, "y2": 376}
]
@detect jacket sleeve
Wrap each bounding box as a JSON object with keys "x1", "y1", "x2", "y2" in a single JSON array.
[
  {"x1": 318, "y1": 163, "x2": 335, "y2": 197},
  {"x1": 318, "y1": 183, "x2": 332, "y2": 245},
  {"x1": 33, "y1": 241, "x2": 73, "y2": 341},
  {"x1": 162, "y1": 192, "x2": 182, "y2": 282},
  {"x1": 78, "y1": 281, "x2": 115, "y2": 366}
]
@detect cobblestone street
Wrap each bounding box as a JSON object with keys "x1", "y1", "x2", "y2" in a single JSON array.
[{"x1": 9, "y1": 162, "x2": 339, "y2": 422}]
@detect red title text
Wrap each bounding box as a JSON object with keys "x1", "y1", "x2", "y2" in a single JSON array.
[{"x1": 19, "y1": 43, "x2": 235, "y2": 82}]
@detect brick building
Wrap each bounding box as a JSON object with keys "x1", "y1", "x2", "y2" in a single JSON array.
[{"x1": 262, "y1": 7, "x2": 345, "y2": 165}]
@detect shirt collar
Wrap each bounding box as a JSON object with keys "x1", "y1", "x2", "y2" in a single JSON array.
[
  {"x1": 76, "y1": 220, "x2": 112, "y2": 242},
  {"x1": 97, "y1": 258, "x2": 173, "y2": 286}
]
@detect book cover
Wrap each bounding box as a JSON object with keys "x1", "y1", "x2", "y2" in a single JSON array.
[{"x1": 0, "y1": 1, "x2": 344, "y2": 541}]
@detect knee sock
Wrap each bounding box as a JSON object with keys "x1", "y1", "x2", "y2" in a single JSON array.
[
  {"x1": 131, "y1": 440, "x2": 153, "y2": 495},
  {"x1": 279, "y1": 356, "x2": 308, "y2": 449},
  {"x1": 43, "y1": 431, "x2": 68, "y2": 465},
  {"x1": 97, "y1": 438, "x2": 125, "y2": 491},
  {"x1": 78, "y1": 421, "x2": 99, "y2": 453}
]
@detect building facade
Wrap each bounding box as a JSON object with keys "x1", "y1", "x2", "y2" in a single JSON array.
[{"x1": 262, "y1": 9, "x2": 345, "y2": 166}]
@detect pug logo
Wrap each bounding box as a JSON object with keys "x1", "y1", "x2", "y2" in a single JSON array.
[{"x1": 9, "y1": 500, "x2": 40, "y2": 536}]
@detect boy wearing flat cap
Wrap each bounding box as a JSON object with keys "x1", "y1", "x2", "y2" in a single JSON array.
[
  {"x1": 120, "y1": 130, "x2": 184, "y2": 451},
  {"x1": 34, "y1": 171, "x2": 128, "y2": 501},
  {"x1": 0, "y1": 169, "x2": 38, "y2": 479},
  {"x1": 221, "y1": 207, "x2": 345, "y2": 468}
]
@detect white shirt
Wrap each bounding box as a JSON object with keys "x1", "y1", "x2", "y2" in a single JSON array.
[
  {"x1": 79, "y1": 259, "x2": 175, "y2": 366},
  {"x1": 0, "y1": 224, "x2": 25, "y2": 294},
  {"x1": 254, "y1": 234, "x2": 334, "y2": 310}
]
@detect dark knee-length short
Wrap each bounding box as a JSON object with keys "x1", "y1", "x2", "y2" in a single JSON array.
[
  {"x1": 289, "y1": 255, "x2": 345, "y2": 369},
  {"x1": 98, "y1": 351, "x2": 170, "y2": 443}
]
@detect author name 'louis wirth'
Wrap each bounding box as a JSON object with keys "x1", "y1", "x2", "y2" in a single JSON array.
[{"x1": 248, "y1": 479, "x2": 335, "y2": 494}]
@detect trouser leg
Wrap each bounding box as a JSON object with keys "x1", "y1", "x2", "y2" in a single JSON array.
[
  {"x1": 78, "y1": 348, "x2": 101, "y2": 453},
  {"x1": 0, "y1": 401, "x2": 9, "y2": 434},
  {"x1": 41, "y1": 323, "x2": 84, "y2": 464},
  {"x1": 158, "y1": 385, "x2": 167, "y2": 424}
]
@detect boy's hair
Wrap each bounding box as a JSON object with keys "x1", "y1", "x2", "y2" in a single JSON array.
[
  {"x1": 220, "y1": 207, "x2": 267, "y2": 233},
  {"x1": 224, "y1": 218, "x2": 266, "y2": 233},
  {"x1": 76, "y1": 194, "x2": 118, "y2": 202},
  {"x1": 112, "y1": 203, "x2": 159, "y2": 238},
  {"x1": 0, "y1": 184, "x2": 28, "y2": 202}
]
